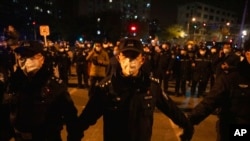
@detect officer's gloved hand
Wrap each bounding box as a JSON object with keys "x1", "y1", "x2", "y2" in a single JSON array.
[{"x1": 179, "y1": 122, "x2": 194, "y2": 141}]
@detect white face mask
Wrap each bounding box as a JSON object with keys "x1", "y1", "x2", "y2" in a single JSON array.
[
  {"x1": 18, "y1": 54, "x2": 44, "y2": 75},
  {"x1": 95, "y1": 47, "x2": 101, "y2": 52},
  {"x1": 223, "y1": 48, "x2": 230, "y2": 54},
  {"x1": 119, "y1": 54, "x2": 144, "y2": 77},
  {"x1": 59, "y1": 48, "x2": 64, "y2": 52},
  {"x1": 199, "y1": 50, "x2": 206, "y2": 55},
  {"x1": 211, "y1": 49, "x2": 216, "y2": 53},
  {"x1": 180, "y1": 50, "x2": 186, "y2": 55},
  {"x1": 187, "y1": 45, "x2": 193, "y2": 50},
  {"x1": 113, "y1": 51, "x2": 118, "y2": 56}
]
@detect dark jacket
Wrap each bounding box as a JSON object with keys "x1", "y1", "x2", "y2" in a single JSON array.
[
  {"x1": 192, "y1": 55, "x2": 212, "y2": 82},
  {"x1": 214, "y1": 52, "x2": 241, "y2": 75},
  {"x1": 5, "y1": 66, "x2": 79, "y2": 141},
  {"x1": 188, "y1": 58, "x2": 250, "y2": 141},
  {"x1": 77, "y1": 68, "x2": 192, "y2": 141}
]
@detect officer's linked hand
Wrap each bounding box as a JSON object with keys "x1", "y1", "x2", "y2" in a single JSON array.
[{"x1": 179, "y1": 121, "x2": 194, "y2": 141}]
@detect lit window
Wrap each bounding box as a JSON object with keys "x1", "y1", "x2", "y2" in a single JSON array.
[
  {"x1": 34, "y1": 6, "x2": 39, "y2": 10},
  {"x1": 47, "y1": 10, "x2": 52, "y2": 14},
  {"x1": 146, "y1": 3, "x2": 150, "y2": 8}
]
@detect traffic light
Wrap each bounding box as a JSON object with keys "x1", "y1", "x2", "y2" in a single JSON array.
[
  {"x1": 128, "y1": 24, "x2": 138, "y2": 37},
  {"x1": 130, "y1": 25, "x2": 137, "y2": 32},
  {"x1": 203, "y1": 22, "x2": 206, "y2": 27}
]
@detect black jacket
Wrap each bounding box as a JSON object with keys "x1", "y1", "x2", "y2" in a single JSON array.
[
  {"x1": 78, "y1": 68, "x2": 192, "y2": 141},
  {"x1": 6, "y1": 66, "x2": 79, "y2": 141},
  {"x1": 188, "y1": 58, "x2": 250, "y2": 140}
]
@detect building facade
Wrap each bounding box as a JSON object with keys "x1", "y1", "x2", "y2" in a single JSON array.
[{"x1": 177, "y1": 2, "x2": 239, "y2": 42}]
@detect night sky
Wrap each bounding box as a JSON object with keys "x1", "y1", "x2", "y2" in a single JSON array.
[{"x1": 151, "y1": 0, "x2": 249, "y2": 27}]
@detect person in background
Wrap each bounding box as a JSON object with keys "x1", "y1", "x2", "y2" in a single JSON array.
[
  {"x1": 75, "y1": 38, "x2": 194, "y2": 141},
  {"x1": 214, "y1": 42, "x2": 241, "y2": 76},
  {"x1": 73, "y1": 43, "x2": 89, "y2": 88},
  {"x1": 173, "y1": 47, "x2": 192, "y2": 97},
  {"x1": 0, "y1": 45, "x2": 15, "y2": 140},
  {"x1": 190, "y1": 45, "x2": 212, "y2": 97},
  {"x1": 86, "y1": 40, "x2": 109, "y2": 97},
  {"x1": 187, "y1": 39, "x2": 250, "y2": 141},
  {"x1": 158, "y1": 42, "x2": 174, "y2": 94},
  {"x1": 209, "y1": 46, "x2": 219, "y2": 89},
  {"x1": 106, "y1": 46, "x2": 119, "y2": 76},
  {"x1": 55, "y1": 44, "x2": 71, "y2": 85},
  {"x1": 2, "y1": 41, "x2": 79, "y2": 141},
  {"x1": 4, "y1": 25, "x2": 20, "y2": 50}
]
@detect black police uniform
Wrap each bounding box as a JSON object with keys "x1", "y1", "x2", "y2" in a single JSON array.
[
  {"x1": 73, "y1": 47, "x2": 89, "y2": 88},
  {"x1": 188, "y1": 58, "x2": 250, "y2": 141},
  {"x1": 173, "y1": 52, "x2": 192, "y2": 96},
  {"x1": 55, "y1": 49, "x2": 71, "y2": 85},
  {"x1": 5, "y1": 66, "x2": 79, "y2": 141},
  {"x1": 0, "y1": 64, "x2": 14, "y2": 141},
  {"x1": 77, "y1": 67, "x2": 193, "y2": 141},
  {"x1": 158, "y1": 48, "x2": 173, "y2": 93},
  {"x1": 190, "y1": 51, "x2": 212, "y2": 97}
]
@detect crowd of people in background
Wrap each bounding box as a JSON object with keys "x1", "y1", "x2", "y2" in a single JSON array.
[
  {"x1": 1, "y1": 25, "x2": 249, "y2": 141},
  {"x1": 38, "y1": 38, "x2": 243, "y2": 99},
  {"x1": 0, "y1": 29, "x2": 245, "y2": 98}
]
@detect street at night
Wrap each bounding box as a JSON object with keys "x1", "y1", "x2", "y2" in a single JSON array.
[{"x1": 2, "y1": 1, "x2": 250, "y2": 141}]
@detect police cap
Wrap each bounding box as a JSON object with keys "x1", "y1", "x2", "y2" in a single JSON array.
[
  {"x1": 14, "y1": 41, "x2": 44, "y2": 57},
  {"x1": 119, "y1": 38, "x2": 143, "y2": 53}
]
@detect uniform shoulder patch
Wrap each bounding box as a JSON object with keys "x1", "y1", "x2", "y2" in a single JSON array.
[
  {"x1": 50, "y1": 76, "x2": 64, "y2": 84},
  {"x1": 149, "y1": 76, "x2": 160, "y2": 84},
  {"x1": 98, "y1": 78, "x2": 112, "y2": 88}
]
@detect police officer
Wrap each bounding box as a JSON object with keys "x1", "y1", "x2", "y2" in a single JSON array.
[
  {"x1": 73, "y1": 43, "x2": 89, "y2": 88},
  {"x1": 75, "y1": 38, "x2": 194, "y2": 141},
  {"x1": 3, "y1": 41, "x2": 79, "y2": 141},
  {"x1": 187, "y1": 39, "x2": 250, "y2": 141},
  {"x1": 158, "y1": 42, "x2": 174, "y2": 93},
  {"x1": 55, "y1": 45, "x2": 71, "y2": 85},
  {"x1": 190, "y1": 45, "x2": 212, "y2": 97},
  {"x1": 214, "y1": 42, "x2": 241, "y2": 76},
  {"x1": 0, "y1": 53, "x2": 14, "y2": 141},
  {"x1": 174, "y1": 47, "x2": 192, "y2": 97}
]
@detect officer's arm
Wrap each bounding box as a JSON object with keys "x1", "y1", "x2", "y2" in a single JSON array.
[
  {"x1": 78, "y1": 86, "x2": 104, "y2": 134},
  {"x1": 188, "y1": 74, "x2": 229, "y2": 125},
  {"x1": 57, "y1": 90, "x2": 80, "y2": 141},
  {"x1": 154, "y1": 84, "x2": 194, "y2": 140},
  {"x1": 155, "y1": 87, "x2": 190, "y2": 128}
]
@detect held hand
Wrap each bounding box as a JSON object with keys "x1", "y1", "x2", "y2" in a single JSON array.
[{"x1": 179, "y1": 123, "x2": 194, "y2": 141}]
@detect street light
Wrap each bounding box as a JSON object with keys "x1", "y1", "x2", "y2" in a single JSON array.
[{"x1": 187, "y1": 17, "x2": 196, "y2": 39}]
